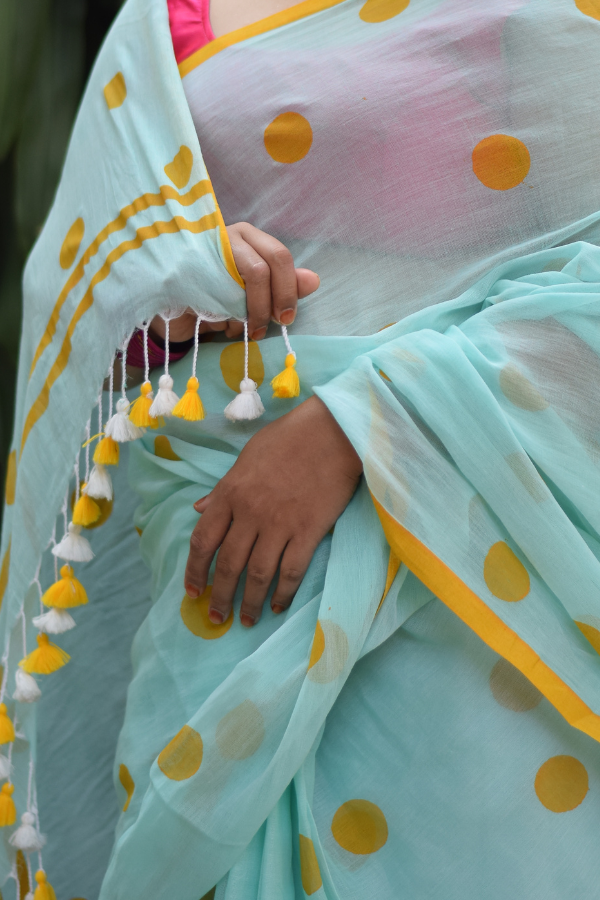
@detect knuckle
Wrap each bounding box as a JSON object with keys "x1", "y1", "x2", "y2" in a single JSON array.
[
  {"x1": 190, "y1": 532, "x2": 210, "y2": 556},
  {"x1": 215, "y1": 556, "x2": 239, "y2": 580},
  {"x1": 280, "y1": 565, "x2": 304, "y2": 585},
  {"x1": 246, "y1": 567, "x2": 272, "y2": 588},
  {"x1": 271, "y1": 245, "x2": 293, "y2": 268},
  {"x1": 248, "y1": 260, "x2": 270, "y2": 284}
]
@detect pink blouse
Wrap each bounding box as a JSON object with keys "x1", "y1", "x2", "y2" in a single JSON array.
[{"x1": 167, "y1": 0, "x2": 215, "y2": 65}]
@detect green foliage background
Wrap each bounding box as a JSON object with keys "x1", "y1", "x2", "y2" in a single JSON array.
[{"x1": 0, "y1": 0, "x2": 121, "y2": 515}]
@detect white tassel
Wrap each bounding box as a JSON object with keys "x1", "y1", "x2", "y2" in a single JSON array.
[
  {"x1": 86, "y1": 463, "x2": 113, "y2": 500},
  {"x1": 224, "y1": 378, "x2": 265, "y2": 422},
  {"x1": 25, "y1": 893, "x2": 34, "y2": 900},
  {"x1": 0, "y1": 755, "x2": 12, "y2": 780},
  {"x1": 9, "y1": 812, "x2": 45, "y2": 853},
  {"x1": 149, "y1": 373, "x2": 179, "y2": 417},
  {"x1": 52, "y1": 522, "x2": 94, "y2": 562},
  {"x1": 105, "y1": 398, "x2": 145, "y2": 442},
  {"x1": 13, "y1": 669, "x2": 41, "y2": 704},
  {"x1": 33, "y1": 608, "x2": 76, "y2": 634}
]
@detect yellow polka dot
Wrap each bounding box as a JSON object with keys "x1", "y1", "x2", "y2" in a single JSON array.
[
  {"x1": 154, "y1": 435, "x2": 181, "y2": 461},
  {"x1": 535, "y1": 755, "x2": 588, "y2": 812},
  {"x1": 5, "y1": 450, "x2": 16, "y2": 505},
  {"x1": 472, "y1": 134, "x2": 530, "y2": 190},
  {"x1": 103, "y1": 72, "x2": 127, "y2": 110},
  {"x1": 359, "y1": 0, "x2": 410, "y2": 22},
  {"x1": 308, "y1": 620, "x2": 325, "y2": 669},
  {"x1": 71, "y1": 484, "x2": 113, "y2": 529},
  {"x1": 489, "y1": 658, "x2": 542, "y2": 712},
  {"x1": 331, "y1": 800, "x2": 388, "y2": 854},
  {"x1": 575, "y1": 0, "x2": 600, "y2": 20},
  {"x1": 181, "y1": 587, "x2": 233, "y2": 639},
  {"x1": 164, "y1": 145, "x2": 193, "y2": 190},
  {"x1": 216, "y1": 700, "x2": 264, "y2": 760},
  {"x1": 299, "y1": 835, "x2": 322, "y2": 895},
  {"x1": 576, "y1": 621, "x2": 600, "y2": 656},
  {"x1": 307, "y1": 620, "x2": 349, "y2": 683},
  {"x1": 158, "y1": 725, "x2": 203, "y2": 780},
  {"x1": 220, "y1": 341, "x2": 264, "y2": 392},
  {"x1": 499, "y1": 364, "x2": 548, "y2": 411},
  {"x1": 59, "y1": 218, "x2": 84, "y2": 269},
  {"x1": 483, "y1": 541, "x2": 530, "y2": 602},
  {"x1": 118, "y1": 763, "x2": 135, "y2": 812},
  {"x1": 505, "y1": 452, "x2": 546, "y2": 502},
  {"x1": 264, "y1": 113, "x2": 313, "y2": 164}
]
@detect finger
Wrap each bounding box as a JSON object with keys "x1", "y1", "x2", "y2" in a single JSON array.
[
  {"x1": 228, "y1": 229, "x2": 272, "y2": 340},
  {"x1": 270, "y1": 540, "x2": 316, "y2": 613},
  {"x1": 224, "y1": 320, "x2": 244, "y2": 339},
  {"x1": 236, "y1": 223, "x2": 298, "y2": 330},
  {"x1": 193, "y1": 495, "x2": 211, "y2": 513},
  {"x1": 296, "y1": 268, "x2": 320, "y2": 299},
  {"x1": 210, "y1": 524, "x2": 258, "y2": 624},
  {"x1": 184, "y1": 502, "x2": 232, "y2": 599},
  {"x1": 240, "y1": 533, "x2": 288, "y2": 626}
]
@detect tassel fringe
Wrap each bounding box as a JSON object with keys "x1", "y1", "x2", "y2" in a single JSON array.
[
  {"x1": 52, "y1": 523, "x2": 94, "y2": 562},
  {"x1": 0, "y1": 705, "x2": 15, "y2": 744},
  {"x1": 0, "y1": 783, "x2": 16, "y2": 827},
  {"x1": 9, "y1": 812, "x2": 45, "y2": 853},
  {"x1": 20, "y1": 633, "x2": 70, "y2": 675},
  {"x1": 93, "y1": 435, "x2": 119, "y2": 466},
  {"x1": 129, "y1": 382, "x2": 159, "y2": 429},
  {"x1": 105, "y1": 398, "x2": 145, "y2": 442},
  {"x1": 149, "y1": 373, "x2": 179, "y2": 417},
  {"x1": 33, "y1": 871, "x2": 56, "y2": 900},
  {"x1": 224, "y1": 378, "x2": 265, "y2": 422},
  {"x1": 13, "y1": 669, "x2": 41, "y2": 703},
  {"x1": 172, "y1": 377, "x2": 205, "y2": 421},
  {"x1": 41, "y1": 565, "x2": 88, "y2": 609},
  {"x1": 86, "y1": 463, "x2": 113, "y2": 501},
  {"x1": 33, "y1": 608, "x2": 76, "y2": 634},
  {"x1": 271, "y1": 353, "x2": 300, "y2": 398},
  {"x1": 72, "y1": 489, "x2": 101, "y2": 527}
]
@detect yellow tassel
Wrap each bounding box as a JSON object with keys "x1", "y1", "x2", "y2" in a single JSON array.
[
  {"x1": 0, "y1": 704, "x2": 15, "y2": 744},
  {"x1": 93, "y1": 435, "x2": 119, "y2": 466},
  {"x1": 41, "y1": 564, "x2": 88, "y2": 609},
  {"x1": 0, "y1": 783, "x2": 16, "y2": 826},
  {"x1": 20, "y1": 633, "x2": 70, "y2": 675},
  {"x1": 129, "y1": 381, "x2": 159, "y2": 429},
  {"x1": 72, "y1": 487, "x2": 101, "y2": 526},
  {"x1": 271, "y1": 354, "x2": 300, "y2": 398},
  {"x1": 172, "y1": 377, "x2": 205, "y2": 421},
  {"x1": 33, "y1": 870, "x2": 57, "y2": 900}
]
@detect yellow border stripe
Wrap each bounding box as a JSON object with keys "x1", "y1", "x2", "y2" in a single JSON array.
[
  {"x1": 0, "y1": 540, "x2": 10, "y2": 609},
  {"x1": 29, "y1": 180, "x2": 212, "y2": 379},
  {"x1": 372, "y1": 496, "x2": 600, "y2": 743},
  {"x1": 206, "y1": 183, "x2": 245, "y2": 288},
  {"x1": 20, "y1": 212, "x2": 220, "y2": 456},
  {"x1": 179, "y1": 0, "x2": 346, "y2": 76}
]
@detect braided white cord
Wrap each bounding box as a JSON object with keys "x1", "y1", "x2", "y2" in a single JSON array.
[
  {"x1": 84, "y1": 418, "x2": 91, "y2": 483},
  {"x1": 108, "y1": 358, "x2": 114, "y2": 419},
  {"x1": 192, "y1": 316, "x2": 202, "y2": 378},
  {"x1": 281, "y1": 325, "x2": 296, "y2": 359},
  {"x1": 164, "y1": 318, "x2": 170, "y2": 376},
  {"x1": 143, "y1": 322, "x2": 150, "y2": 384},
  {"x1": 243, "y1": 319, "x2": 249, "y2": 380}
]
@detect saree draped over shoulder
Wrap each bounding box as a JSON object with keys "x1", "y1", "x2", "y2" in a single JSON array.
[{"x1": 2, "y1": 0, "x2": 600, "y2": 897}]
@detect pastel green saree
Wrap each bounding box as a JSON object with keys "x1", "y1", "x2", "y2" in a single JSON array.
[{"x1": 2, "y1": 0, "x2": 600, "y2": 897}]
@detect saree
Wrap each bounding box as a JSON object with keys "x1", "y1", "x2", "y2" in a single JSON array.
[{"x1": 2, "y1": 0, "x2": 600, "y2": 897}]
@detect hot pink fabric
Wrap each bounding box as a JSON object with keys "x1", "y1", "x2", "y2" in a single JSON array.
[{"x1": 167, "y1": 0, "x2": 214, "y2": 65}]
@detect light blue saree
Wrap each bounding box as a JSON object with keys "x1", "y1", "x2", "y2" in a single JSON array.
[{"x1": 2, "y1": 0, "x2": 600, "y2": 897}]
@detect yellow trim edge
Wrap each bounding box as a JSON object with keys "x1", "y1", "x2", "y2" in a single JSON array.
[
  {"x1": 372, "y1": 495, "x2": 600, "y2": 744},
  {"x1": 178, "y1": 0, "x2": 346, "y2": 76}
]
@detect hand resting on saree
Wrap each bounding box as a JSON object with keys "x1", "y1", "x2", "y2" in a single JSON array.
[{"x1": 178, "y1": 222, "x2": 364, "y2": 629}]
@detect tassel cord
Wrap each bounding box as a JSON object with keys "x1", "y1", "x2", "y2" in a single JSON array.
[{"x1": 192, "y1": 315, "x2": 201, "y2": 378}]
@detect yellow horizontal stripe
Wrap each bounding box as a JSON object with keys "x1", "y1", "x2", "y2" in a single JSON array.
[
  {"x1": 20, "y1": 212, "x2": 220, "y2": 456},
  {"x1": 372, "y1": 496, "x2": 600, "y2": 744},
  {"x1": 179, "y1": 0, "x2": 346, "y2": 75},
  {"x1": 29, "y1": 180, "x2": 212, "y2": 379}
]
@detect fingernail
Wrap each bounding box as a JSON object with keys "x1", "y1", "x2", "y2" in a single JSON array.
[
  {"x1": 251, "y1": 326, "x2": 267, "y2": 340},
  {"x1": 272, "y1": 604, "x2": 284, "y2": 615},
  {"x1": 240, "y1": 613, "x2": 255, "y2": 628},
  {"x1": 208, "y1": 608, "x2": 224, "y2": 624},
  {"x1": 279, "y1": 309, "x2": 295, "y2": 326},
  {"x1": 186, "y1": 585, "x2": 199, "y2": 599}
]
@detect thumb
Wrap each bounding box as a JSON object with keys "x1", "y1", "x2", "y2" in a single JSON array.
[{"x1": 296, "y1": 268, "x2": 320, "y2": 299}]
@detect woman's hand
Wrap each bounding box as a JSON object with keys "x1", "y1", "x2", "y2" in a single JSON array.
[
  {"x1": 184, "y1": 396, "x2": 363, "y2": 626},
  {"x1": 150, "y1": 222, "x2": 319, "y2": 343}
]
